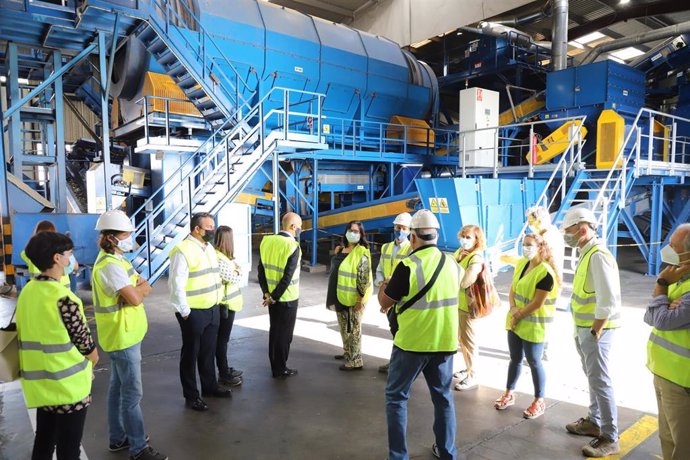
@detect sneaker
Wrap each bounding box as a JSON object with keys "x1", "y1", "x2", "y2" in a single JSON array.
[
  {"x1": 378, "y1": 362, "x2": 389, "y2": 373},
  {"x1": 130, "y1": 446, "x2": 168, "y2": 460},
  {"x1": 227, "y1": 367, "x2": 243, "y2": 378},
  {"x1": 582, "y1": 437, "x2": 620, "y2": 457},
  {"x1": 565, "y1": 417, "x2": 602, "y2": 437},
  {"x1": 431, "y1": 443, "x2": 440, "y2": 459},
  {"x1": 452, "y1": 369, "x2": 467, "y2": 379},
  {"x1": 454, "y1": 377, "x2": 478, "y2": 391},
  {"x1": 219, "y1": 374, "x2": 243, "y2": 387},
  {"x1": 109, "y1": 435, "x2": 150, "y2": 452}
]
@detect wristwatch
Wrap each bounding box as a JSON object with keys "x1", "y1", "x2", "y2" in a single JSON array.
[
  {"x1": 590, "y1": 329, "x2": 599, "y2": 339},
  {"x1": 656, "y1": 278, "x2": 670, "y2": 287}
]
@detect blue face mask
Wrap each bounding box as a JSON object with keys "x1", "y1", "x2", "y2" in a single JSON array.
[
  {"x1": 394, "y1": 230, "x2": 409, "y2": 241},
  {"x1": 64, "y1": 254, "x2": 76, "y2": 275}
]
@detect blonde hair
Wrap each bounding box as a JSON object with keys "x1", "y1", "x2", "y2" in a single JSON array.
[
  {"x1": 523, "y1": 233, "x2": 561, "y2": 283},
  {"x1": 459, "y1": 225, "x2": 486, "y2": 252}
]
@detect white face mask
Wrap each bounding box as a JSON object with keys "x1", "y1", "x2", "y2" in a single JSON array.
[
  {"x1": 660, "y1": 244, "x2": 688, "y2": 266},
  {"x1": 563, "y1": 231, "x2": 581, "y2": 248},
  {"x1": 522, "y1": 246, "x2": 538, "y2": 260},
  {"x1": 345, "y1": 231, "x2": 360, "y2": 244},
  {"x1": 117, "y1": 235, "x2": 134, "y2": 252},
  {"x1": 460, "y1": 237, "x2": 474, "y2": 250}
]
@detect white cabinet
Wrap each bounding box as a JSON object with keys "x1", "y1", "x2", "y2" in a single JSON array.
[{"x1": 459, "y1": 88, "x2": 499, "y2": 168}]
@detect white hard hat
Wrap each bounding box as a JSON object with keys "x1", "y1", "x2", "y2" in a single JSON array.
[
  {"x1": 410, "y1": 209, "x2": 440, "y2": 229},
  {"x1": 393, "y1": 212, "x2": 412, "y2": 227},
  {"x1": 96, "y1": 209, "x2": 135, "y2": 232},
  {"x1": 561, "y1": 206, "x2": 597, "y2": 230}
]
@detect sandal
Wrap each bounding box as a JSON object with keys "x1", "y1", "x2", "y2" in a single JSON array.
[
  {"x1": 523, "y1": 399, "x2": 545, "y2": 419},
  {"x1": 494, "y1": 393, "x2": 515, "y2": 410}
]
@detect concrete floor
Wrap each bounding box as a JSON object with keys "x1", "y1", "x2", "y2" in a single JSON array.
[{"x1": 1, "y1": 251, "x2": 663, "y2": 459}]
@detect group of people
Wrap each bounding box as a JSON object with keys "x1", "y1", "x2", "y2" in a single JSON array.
[{"x1": 12, "y1": 202, "x2": 690, "y2": 460}]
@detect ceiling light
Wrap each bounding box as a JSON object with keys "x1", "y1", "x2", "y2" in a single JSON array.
[
  {"x1": 574, "y1": 31, "x2": 607, "y2": 45},
  {"x1": 610, "y1": 47, "x2": 644, "y2": 60},
  {"x1": 620, "y1": 0, "x2": 630, "y2": 4},
  {"x1": 607, "y1": 55, "x2": 626, "y2": 64},
  {"x1": 569, "y1": 41, "x2": 584, "y2": 49}
]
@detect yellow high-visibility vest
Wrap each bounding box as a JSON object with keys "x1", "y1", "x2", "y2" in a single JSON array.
[
  {"x1": 507, "y1": 258, "x2": 557, "y2": 343},
  {"x1": 92, "y1": 251, "x2": 148, "y2": 352},
  {"x1": 17, "y1": 279, "x2": 92, "y2": 408},
  {"x1": 216, "y1": 250, "x2": 243, "y2": 312},
  {"x1": 394, "y1": 247, "x2": 459, "y2": 352},
  {"x1": 571, "y1": 244, "x2": 621, "y2": 329},
  {"x1": 170, "y1": 238, "x2": 222, "y2": 309},
  {"x1": 336, "y1": 245, "x2": 373, "y2": 307},
  {"x1": 647, "y1": 277, "x2": 690, "y2": 387},
  {"x1": 259, "y1": 234, "x2": 301, "y2": 302},
  {"x1": 380, "y1": 240, "x2": 411, "y2": 279}
]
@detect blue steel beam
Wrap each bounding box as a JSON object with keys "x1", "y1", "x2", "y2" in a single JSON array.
[
  {"x1": 649, "y1": 182, "x2": 664, "y2": 275},
  {"x1": 98, "y1": 32, "x2": 112, "y2": 209},
  {"x1": 312, "y1": 158, "x2": 319, "y2": 266},
  {"x1": 4, "y1": 43, "x2": 97, "y2": 119},
  {"x1": 53, "y1": 50, "x2": 67, "y2": 212},
  {"x1": 620, "y1": 209, "x2": 650, "y2": 262}
]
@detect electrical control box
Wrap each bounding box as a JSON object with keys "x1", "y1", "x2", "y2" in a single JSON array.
[{"x1": 459, "y1": 88, "x2": 499, "y2": 168}]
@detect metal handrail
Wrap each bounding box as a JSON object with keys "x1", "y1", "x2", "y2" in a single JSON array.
[{"x1": 509, "y1": 116, "x2": 588, "y2": 251}]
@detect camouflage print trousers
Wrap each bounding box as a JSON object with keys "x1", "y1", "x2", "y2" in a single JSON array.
[{"x1": 336, "y1": 307, "x2": 364, "y2": 367}]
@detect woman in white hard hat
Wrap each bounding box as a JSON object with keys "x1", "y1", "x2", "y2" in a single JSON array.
[
  {"x1": 454, "y1": 224, "x2": 486, "y2": 391},
  {"x1": 494, "y1": 233, "x2": 559, "y2": 419},
  {"x1": 91, "y1": 210, "x2": 167, "y2": 460},
  {"x1": 326, "y1": 221, "x2": 373, "y2": 371},
  {"x1": 375, "y1": 212, "x2": 412, "y2": 373}
]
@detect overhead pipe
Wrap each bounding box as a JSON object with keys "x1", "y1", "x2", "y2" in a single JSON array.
[
  {"x1": 492, "y1": 2, "x2": 551, "y2": 27},
  {"x1": 552, "y1": 0, "x2": 569, "y2": 71},
  {"x1": 581, "y1": 20, "x2": 690, "y2": 65}
]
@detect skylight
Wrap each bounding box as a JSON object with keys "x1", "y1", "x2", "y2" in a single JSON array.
[
  {"x1": 574, "y1": 31, "x2": 607, "y2": 45},
  {"x1": 609, "y1": 47, "x2": 644, "y2": 61}
]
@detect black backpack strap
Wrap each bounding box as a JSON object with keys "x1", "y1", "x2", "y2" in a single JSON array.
[{"x1": 397, "y1": 253, "x2": 446, "y2": 316}]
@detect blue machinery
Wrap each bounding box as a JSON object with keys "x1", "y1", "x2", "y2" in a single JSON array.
[{"x1": 1, "y1": 0, "x2": 690, "y2": 283}]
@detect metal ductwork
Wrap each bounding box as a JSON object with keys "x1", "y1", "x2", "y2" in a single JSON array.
[
  {"x1": 552, "y1": 0, "x2": 569, "y2": 71},
  {"x1": 581, "y1": 20, "x2": 690, "y2": 65},
  {"x1": 568, "y1": 0, "x2": 687, "y2": 43},
  {"x1": 492, "y1": 2, "x2": 551, "y2": 27}
]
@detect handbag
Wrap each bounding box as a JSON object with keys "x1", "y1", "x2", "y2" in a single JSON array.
[
  {"x1": 388, "y1": 254, "x2": 446, "y2": 336},
  {"x1": 467, "y1": 262, "x2": 500, "y2": 318},
  {"x1": 0, "y1": 307, "x2": 19, "y2": 382}
]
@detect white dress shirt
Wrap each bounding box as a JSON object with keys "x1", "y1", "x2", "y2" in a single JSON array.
[
  {"x1": 375, "y1": 240, "x2": 405, "y2": 286},
  {"x1": 579, "y1": 237, "x2": 622, "y2": 321},
  {"x1": 98, "y1": 253, "x2": 132, "y2": 297}
]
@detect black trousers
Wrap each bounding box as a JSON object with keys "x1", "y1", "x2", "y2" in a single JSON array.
[
  {"x1": 215, "y1": 310, "x2": 236, "y2": 375},
  {"x1": 32, "y1": 408, "x2": 87, "y2": 460},
  {"x1": 176, "y1": 306, "x2": 220, "y2": 400},
  {"x1": 268, "y1": 303, "x2": 298, "y2": 374}
]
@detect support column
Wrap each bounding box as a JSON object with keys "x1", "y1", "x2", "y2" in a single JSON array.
[
  {"x1": 0, "y1": 86, "x2": 14, "y2": 283},
  {"x1": 7, "y1": 43, "x2": 22, "y2": 178},
  {"x1": 649, "y1": 182, "x2": 663, "y2": 275},
  {"x1": 311, "y1": 158, "x2": 318, "y2": 266},
  {"x1": 272, "y1": 151, "x2": 280, "y2": 234},
  {"x1": 98, "y1": 32, "x2": 113, "y2": 210},
  {"x1": 53, "y1": 51, "x2": 67, "y2": 212}
]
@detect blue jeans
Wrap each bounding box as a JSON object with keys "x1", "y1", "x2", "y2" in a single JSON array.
[
  {"x1": 107, "y1": 341, "x2": 147, "y2": 456},
  {"x1": 574, "y1": 327, "x2": 618, "y2": 441},
  {"x1": 506, "y1": 331, "x2": 545, "y2": 398},
  {"x1": 385, "y1": 346, "x2": 456, "y2": 460}
]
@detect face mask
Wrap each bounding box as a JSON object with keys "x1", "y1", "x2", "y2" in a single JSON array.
[
  {"x1": 346, "y1": 231, "x2": 360, "y2": 244},
  {"x1": 117, "y1": 235, "x2": 134, "y2": 252},
  {"x1": 202, "y1": 229, "x2": 215, "y2": 243},
  {"x1": 563, "y1": 232, "x2": 581, "y2": 248},
  {"x1": 660, "y1": 245, "x2": 685, "y2": 266},
  {"x1": 394, "y1": 230, "x2": 409, "y2": 241},
  {"x1": 63, "y1": 254, "x2": 76, "y2": 275},
  {"x1": 294, "y1": 227, "x2": 302, "y2": 240},
  {"x1": 460, "y1": 237, "x2": 474, "y2": 250},
  {"x1": 522, "y1": 246, "x2": 538, "y2": 260}
]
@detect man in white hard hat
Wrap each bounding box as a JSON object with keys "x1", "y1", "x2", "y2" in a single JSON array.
[
  {"x1": 92, "y1": 210, "x2": 167, "y2": 460},
  {"x1": 561, "y1": 206, "x2": 621, "y2": 458},
  {"x1": 375, "y1": 212, "x2": 412, "y2": 373},
  {"x1": 379, "y1": 209, "x2": 462, "y2": 460}
]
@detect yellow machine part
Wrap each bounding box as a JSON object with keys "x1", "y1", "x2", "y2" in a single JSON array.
[
  {"x1": 142, "y1": 72, "x2": 202, "y2": 117},
  {"x1": 596, "y1": 109, "x2": 625, "y2": 169},
  {"x1": 528, "y1": 120, "x2": 588, "y2": 165},
  {"x1": 302, "y1": 199, "x2": 411, "y2": 231},
  {"x1": 499, "y1": 94, "x2": 545, "y2": 125},
  {"x1": 653, "y1": 119, "x2": 670, "y2": 161},
  {"x1": 386, "y1": 116, "x2": 434, "y2": 148}
]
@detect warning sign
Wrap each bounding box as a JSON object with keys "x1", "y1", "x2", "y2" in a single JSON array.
[
  {"x1": 439, "y1": 197, "x2": 449, "y2": 214},
  {"x1": 429, "y1": 197, "x2": 439, "y2": 213},
  {"x1": 477, "y1": 88, "x2": 483, "y2": 101}
]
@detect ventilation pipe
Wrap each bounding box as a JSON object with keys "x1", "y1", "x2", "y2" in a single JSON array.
[
  {"x1": 492, "y1": 2, "x2": 551, "y2": 27},
  {"x1": 552, "y1": 0, "x2": 569, "y2": 71},
  {"x1": 581, "y1": 20, "x2": 690, "y2": 65}
]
